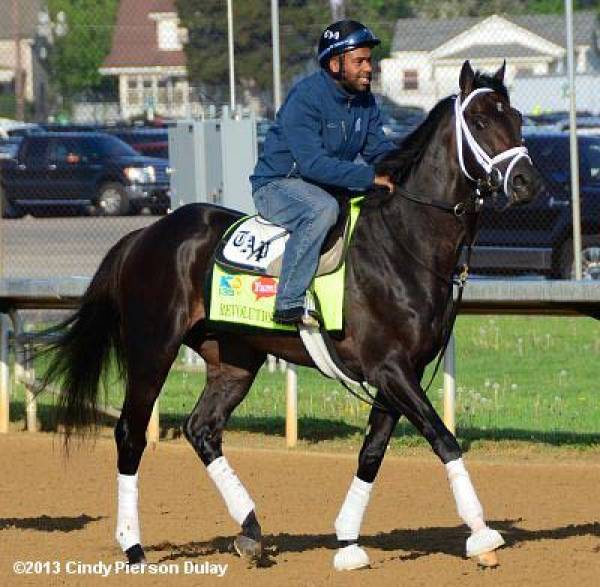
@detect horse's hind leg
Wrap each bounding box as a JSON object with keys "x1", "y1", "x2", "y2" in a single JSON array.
[
  {"x1": 334, "y1": 399, "x2": 398, "y2": 571},
  {"x1": 183, "y1": 337, "x2": 266, "y2": 561},
  {"x1": 114, "y1": 340, "x2": 179, "y2": 565}
]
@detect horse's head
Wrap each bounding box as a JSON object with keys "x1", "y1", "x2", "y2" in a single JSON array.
[{"x1": 457, "y1": 60, "x2": 542, "y2": 205}]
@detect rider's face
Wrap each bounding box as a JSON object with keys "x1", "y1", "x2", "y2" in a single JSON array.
[{"x1": 329, "y1": 47, "x2": 373, "y2": 93}]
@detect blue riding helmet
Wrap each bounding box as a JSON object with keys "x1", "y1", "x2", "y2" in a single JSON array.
[{"x1": 317, "y1": 20, "x2": 380, "y2": 68}]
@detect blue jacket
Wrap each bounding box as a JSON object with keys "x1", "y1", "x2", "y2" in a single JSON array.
[{"x1": 250, "y1": 69, "x2": 396, "y2": 193}]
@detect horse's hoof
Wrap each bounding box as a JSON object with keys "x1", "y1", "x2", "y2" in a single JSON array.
[
  {"x1": 233, "y1": 534, "x2": 262, "y2": 561},
  {"x1": 333, "y1": 544, "x2": 370, "y2": 571},
  {"x1": 125, "y1": 543, "x2": 147, "y2": 566},
  {"x1": 466, "y1": 527, "x2": 504, "y2": 567},
  {"x1": 473, "y1": 550, "x2": 499, "y2": 567}
]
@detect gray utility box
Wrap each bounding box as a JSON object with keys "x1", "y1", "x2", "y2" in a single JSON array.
[
  {"x1": 168, "y1": 120, "x2": 222, "y2": 208},
  {"x1": 220, "y1": 115, "x2": 257, "y2": 214},
  {"x1": 168, "y1": 115, "x2": 257, "y2": 215}
]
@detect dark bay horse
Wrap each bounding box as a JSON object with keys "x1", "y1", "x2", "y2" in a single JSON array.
[{"x1": 40, "y1": 61, "x2": 541, "y2": 571}]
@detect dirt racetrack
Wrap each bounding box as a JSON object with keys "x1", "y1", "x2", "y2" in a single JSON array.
[{"x1": 1, "y1": 433, "x2": 599, "y2": 586}]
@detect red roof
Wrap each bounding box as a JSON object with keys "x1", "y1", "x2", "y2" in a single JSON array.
[{"x1": 103, "y1": 0, "x2": 186, "y2": 69}]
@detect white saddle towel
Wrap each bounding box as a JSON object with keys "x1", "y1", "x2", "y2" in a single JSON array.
[
  {"x1": 222, "y1": 216, "x2": 288, "y2": 273},
  {"x1": 221, "y1": 215, "x2": 345, "y2": 277}
]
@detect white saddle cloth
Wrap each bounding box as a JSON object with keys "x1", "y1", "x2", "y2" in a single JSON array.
[{"x1": 221, "y1": 215, "x2": 344, "y2": 277}]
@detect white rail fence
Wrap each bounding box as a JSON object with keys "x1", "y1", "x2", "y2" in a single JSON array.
[{"x1": 0, "y1": 278, "x2": 598, "y2": 445}]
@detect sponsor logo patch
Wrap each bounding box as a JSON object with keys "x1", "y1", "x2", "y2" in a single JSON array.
[
  {"x1": 252, "y1": 276, "x2": 278, "y2": 300},
  {"x1": 219, "y1": 275, "x2": 242, "y2": 296}
]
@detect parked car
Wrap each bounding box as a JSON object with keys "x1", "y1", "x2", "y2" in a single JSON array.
[
  {"x1": 6, "y1": 124, "x2": 43, "y2": 137},
  {"x1": 553, "y1": 116, "x2": 600, "y2": 135},
  {"x1": 106, "y1": 128, "x2": 169, "y2": 159},
  {"x1": 375, "y1": 95, "x2": 426, "y2": 142},
  {"x1": 0, "y1": 137, "x2": 21, "y2": 159},
  {"x1": 0, "y1": 132, "x2": 171, "y2": 217},
  {"x1": 472, "y1": 130, "x2": 600, "y2": 279}
]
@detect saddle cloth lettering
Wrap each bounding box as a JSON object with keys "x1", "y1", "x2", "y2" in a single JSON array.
[{"x1": 219, "y1": 215, "x2": 346, "y2": 277}]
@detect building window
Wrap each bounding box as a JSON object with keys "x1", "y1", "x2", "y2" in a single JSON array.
[
  {"x1": 515, "y1": 67, "x2": 533, "y2": 77},
  {"x1": 403, "y1": 69, "x2": 418, "y2": 90},
  {"x1": 158, "y1": 18, "x2": 182, "y2": 51},
  {"x1": 127, "y1": 78, "x2": 140, "y2": 105}
]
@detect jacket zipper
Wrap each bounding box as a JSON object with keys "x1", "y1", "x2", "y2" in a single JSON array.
[
  {"x1": 341, "y1": 120, "x2": 347, "y2": 142},
  {"x1": 286, "y1": 161, "x2": 297, "y2": 178}
]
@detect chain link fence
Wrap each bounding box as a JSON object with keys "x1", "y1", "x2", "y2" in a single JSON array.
[{"x1": 0, "y1": 1, "x2": 598, "y2": 279}]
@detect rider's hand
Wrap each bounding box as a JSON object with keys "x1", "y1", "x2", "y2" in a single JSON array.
[{"x1": 374, "y1": 174, "x2": 395, "y2": 192}]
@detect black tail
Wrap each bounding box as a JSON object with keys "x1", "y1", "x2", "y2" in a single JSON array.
[{"x1": 38, "y1": 233, "x2": 137, "y2": 442}]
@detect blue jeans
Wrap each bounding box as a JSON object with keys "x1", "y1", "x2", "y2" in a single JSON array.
[{"x1": 252, "y1": 178, "x2": 339, "y2": 311}]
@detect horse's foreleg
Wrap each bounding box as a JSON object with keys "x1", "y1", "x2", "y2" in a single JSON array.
[
  {"x1": 376, "y1": 365, "x2": 504, "y2": 566},
  {"x1": 184, "y1": 341, "x2": 265, "y2": 561},
  {"x1": 445, "y1": 457, "x2": 505, "y2": 565},
  {"x1": 333, "y1": 402, "x2": 398, "y2": 571}
]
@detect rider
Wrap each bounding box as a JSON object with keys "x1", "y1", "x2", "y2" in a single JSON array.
[{"x1": 250, "y1": 19, "x2": 396, "y2": 325}]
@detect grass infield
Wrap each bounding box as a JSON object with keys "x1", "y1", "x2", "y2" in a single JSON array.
[{"x1": 11, "y1": 315, "x2": 600, "y2": 450}]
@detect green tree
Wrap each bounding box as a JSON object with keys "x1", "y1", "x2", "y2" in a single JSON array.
[
  {"x1": 526, "y1": 0, "x2": 599, "y2": 13},
  {"x1": 176, "y1": 0, "x2": 330, "y2": 106},
  {"x1": 47, "y1": 0, "x2": 119, "y2": 101},
  {"x1": 176, "y1": 0, "x2": 416, "y2": 106},
  {"x1": 341, "y1": 0, "x2": 414, "y2": 63}
]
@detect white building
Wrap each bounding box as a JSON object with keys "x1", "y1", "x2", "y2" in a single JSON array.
[{"x1": 381, "y1": 11, "x2": 600, "y2": 113}]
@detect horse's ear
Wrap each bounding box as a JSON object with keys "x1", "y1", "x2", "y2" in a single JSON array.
[
  {"x1": 494, "y1": 60, "x2": 506, "y2": 83},
  {"x1": 459, "y1": 60, "x2": 475, "y2": 95}
]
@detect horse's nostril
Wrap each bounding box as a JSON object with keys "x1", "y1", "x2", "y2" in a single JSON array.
[{"x1": 512, "y1": 175, "x2": 526, "y2": 188}]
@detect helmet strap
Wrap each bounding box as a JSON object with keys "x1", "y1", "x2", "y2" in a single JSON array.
[{"x1": 327, "y1": 54, "x2": 344, "y2": 81}]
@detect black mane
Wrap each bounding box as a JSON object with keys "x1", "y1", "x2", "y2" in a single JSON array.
[
  {"x1": 374, "y1": 70, "x2": 508, "y2": 188},
  {"x1": 374, "y1": 96, "x2": 453, "y2": 186}
]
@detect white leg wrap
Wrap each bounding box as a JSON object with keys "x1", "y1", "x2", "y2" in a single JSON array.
[
  {"x1": 446, "y1": 459, "x2": 505, "y2": 557},
  {"x1": 333, "y1": 477, "x2": 373, "y2": 571},
  {"x1": 334, "y1": 476, "x2": 373, "y2": 541},
  {"x1": 206, "y1": 456, "x2": 255, "y2": 526},
  {"x1": 115, "y1": 473, "x2": 141, "y2": 552},
  {"x1": 445, "y1": 458, "x2": 486, "y2": 533}
]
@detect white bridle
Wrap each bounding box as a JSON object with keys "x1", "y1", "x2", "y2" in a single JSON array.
[{"x1": 455, "y1": 87, "x2": 531, "y2": 196}]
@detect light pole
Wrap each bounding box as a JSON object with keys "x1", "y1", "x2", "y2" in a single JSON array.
[
  {"x1": 36, "y1": 10, "x2": 68, "y2": 121},
  {"x1": 271, "y1": 0, "x2": 282, "y2": 112},
  {"x1": 227, "y1": 0, "x2": 236, "y2": 113},
  {"x1": 12, "y1": 0, "x2": 24, "y2": 121},
  {"x1": 330, "y1": 0, "x2": 345, "y2": 20},
  {"x1": 564, "y1": 0, "x2": 582, "y2": 279}
]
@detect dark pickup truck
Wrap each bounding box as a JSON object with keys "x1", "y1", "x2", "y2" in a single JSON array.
[
  {"x1": 472, "y1": 131, "x2": 600, "y2": 279},
  {"x1": 0, "y1": 132, "x2": 171, "y2": 217}
]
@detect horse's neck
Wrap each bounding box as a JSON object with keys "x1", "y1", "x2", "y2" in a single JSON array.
[
  {"x1": 389, "y1": 135, "x2": 473, "y2": 274},
  {"x1": 404, "y1": 122, "x2": 470, "y2": 212}
]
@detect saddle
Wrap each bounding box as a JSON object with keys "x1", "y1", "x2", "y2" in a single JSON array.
[{"x1": 215, "y1": 203, "x2": 351, "y2": 277}]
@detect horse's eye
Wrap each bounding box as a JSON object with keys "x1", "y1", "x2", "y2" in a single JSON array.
[{"x1": 472, "y1": 116, "x2": 488, "y2": 130}]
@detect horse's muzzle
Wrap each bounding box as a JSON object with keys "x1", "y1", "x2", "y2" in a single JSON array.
[{"x1": 508, "y1": 161, "x2": 544, "y2": 205}]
